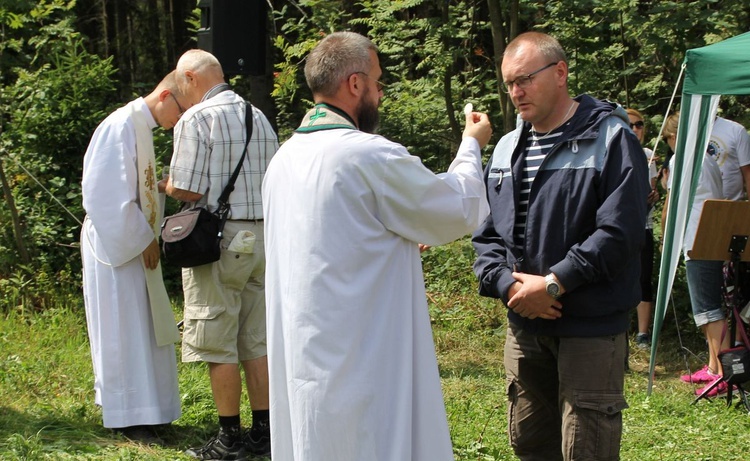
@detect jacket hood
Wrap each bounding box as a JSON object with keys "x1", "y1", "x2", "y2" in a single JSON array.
[{"x1": 569, "y1": 95, "x2": 628, "y2": 139}]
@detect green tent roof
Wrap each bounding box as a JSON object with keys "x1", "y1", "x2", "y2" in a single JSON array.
[{"x1": 683, "y1": 31, "x2": 750, "y2": 95}]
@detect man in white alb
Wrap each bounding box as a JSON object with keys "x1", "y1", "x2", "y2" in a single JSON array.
[
  {"x1": 262, "y1": 31, "x2": 492, "y2": 461},
  {"x1": 81, "y1": 71, "x2": 185, "y2": 443}
]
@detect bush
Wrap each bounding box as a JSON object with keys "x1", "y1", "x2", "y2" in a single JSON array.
[
  {"x1": 422, "y1": 237, "x2": 504, "y2": 331},
  {"x1": 0, "y1": 15, "x2": 118, "y2": 310}
]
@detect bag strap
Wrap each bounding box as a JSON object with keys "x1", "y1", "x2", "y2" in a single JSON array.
[{"x1": 216, "y1": 102, "x2": 254, "y2": 219}]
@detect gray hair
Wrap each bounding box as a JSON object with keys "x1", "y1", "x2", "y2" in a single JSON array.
[
  {"x1": 304, "y1": 32, "x2": 378, "y2": 97},
  {"x1": 176, "y1": 49, "x2": 224, "y2": 87},
  {"x1": 504, "y1": 31, "x2": 568, "y2": 65}
]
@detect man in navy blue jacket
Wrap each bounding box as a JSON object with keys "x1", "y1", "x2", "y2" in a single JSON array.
[{"x1": 472, "y1": 32, "x2": 649, "y2": 460}]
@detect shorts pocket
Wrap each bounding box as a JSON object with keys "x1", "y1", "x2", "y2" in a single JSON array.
[
  {"x1": 184, "y1": 304, "x2": 226, "y2": 321},
  {"x1": 183, "y1": 304, "x2": 231, "y2": 354},
  {"x1": 217, "y1": 249, "x2": 255, "y2": 291}
]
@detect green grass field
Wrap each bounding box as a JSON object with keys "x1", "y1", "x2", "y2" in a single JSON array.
[{"x1": 2, "y1": 239, "x2": 750, "y2": 460}]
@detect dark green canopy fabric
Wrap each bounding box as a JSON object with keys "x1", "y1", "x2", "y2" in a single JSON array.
[{"x1": 683, "y1": 31, "x2": 750, "y2": 96}]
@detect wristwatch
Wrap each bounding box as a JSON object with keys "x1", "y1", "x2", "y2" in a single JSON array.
[{"x1": 545, "y1": 274, "x2": 561, "y2": 299}]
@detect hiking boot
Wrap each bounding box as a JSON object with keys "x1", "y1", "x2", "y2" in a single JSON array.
[
  {"x1": 680, "y1": 365, "x2": 719, "y2": 384},
  {"x1": 185, "y1": 428, "x2": 248, "y2": 460},
  {"x1": 695, "y1": 378, "x2": 731, "y2": 398},
  {"x1": 635, "y1": 333, "x2": 650, "y2": 349},
  {"x1": 244, "y1": 423, "x2": 271, "y2": 458}
]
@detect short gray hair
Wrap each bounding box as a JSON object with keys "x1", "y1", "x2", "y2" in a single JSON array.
[
  {"x1": 504, "y1": 32, "x2": 568, "y2": 65},
  {"x1": 304, "y1": 32, "x2": 378, "y2": 97},
  {"x1": 176, "y1": 49, "x2": 224, "y2": 87}
]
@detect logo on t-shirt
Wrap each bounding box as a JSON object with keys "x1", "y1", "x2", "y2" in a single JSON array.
[{"x1": 706, "y1": 139, "x2": 727, "y2": 167}]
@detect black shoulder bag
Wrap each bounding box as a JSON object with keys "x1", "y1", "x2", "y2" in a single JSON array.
[{"x1": 161, "y1": 104, "x2": 254, "y2": 268}]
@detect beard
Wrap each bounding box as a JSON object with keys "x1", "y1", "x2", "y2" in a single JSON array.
[{"x1": 356, "y1": 90, "x2": 380, "y2": 134}]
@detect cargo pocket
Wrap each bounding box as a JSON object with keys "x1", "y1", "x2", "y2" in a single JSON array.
[
  {"x1": 569, "y1": 390, "x2": 628, "y2": 460},
  {"x1": 182, "y1": 304, "x2": 229, "y2": 353},
  {"x1": 216, "y1": 246, "x2": 255, "y2": 291}
]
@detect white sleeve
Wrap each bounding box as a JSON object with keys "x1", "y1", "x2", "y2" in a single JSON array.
[
  {"x1": 82, "y1": 117, "x2": 156, "y2": 266},
  {"x1": 376, "y1": 138, "x2": 489, "y2": 246}
]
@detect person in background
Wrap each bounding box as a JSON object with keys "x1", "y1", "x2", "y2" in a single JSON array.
[
  {"x1": 166, "y1": 49, "x2": 279, "y2": 460},
  {"x1": 660, "y1": 112, "x2": 728, "y2": 397},
  {"x1": 626, "y1": 108, "x2": 660, "y2": 350},
  {"x1": 707, "y1": 115, "x2": 750, "y2": 201},
  {"x1": 707, "y1": 116, "x2": 750, "y2": 351},
  {"x1": 262, "y1": 31, "x2": 492, "y2": 461},
  {"x1": 472, "y1": 32, "x2": 649, "y2": 460},
  {"x1": 81, "y1": 71, "x2": 185, "y2": 444}
]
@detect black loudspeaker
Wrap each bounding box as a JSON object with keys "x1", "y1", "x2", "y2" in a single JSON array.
[{"x1": 196, "y1": 0, "x2": 267, "y2": 76}]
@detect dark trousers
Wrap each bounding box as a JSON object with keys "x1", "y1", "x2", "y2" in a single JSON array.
[{"x1": 504, "y1": 324, "x2": 628, "y2": 461}]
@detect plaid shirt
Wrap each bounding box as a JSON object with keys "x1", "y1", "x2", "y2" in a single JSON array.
[{"x1": 171, "y1": 86, "x2": 278, "y2": 220}]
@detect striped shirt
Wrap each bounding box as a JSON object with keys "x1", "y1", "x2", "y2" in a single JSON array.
[
  {"x1": 514, "y1": 126, "x2": 566, "y2": 247},
  {"x1": 171, "y1": 86, "x2": 278, "y2": 220}
]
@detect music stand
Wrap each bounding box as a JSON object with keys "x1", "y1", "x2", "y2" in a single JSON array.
[{"x1": 689, "y1": 200, "x2": 750, "y2": 411}]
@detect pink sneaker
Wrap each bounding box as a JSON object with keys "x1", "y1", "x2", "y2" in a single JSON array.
[
  {"x1": 680, "y1": 365, "x2": 719, "y2": 383},
  {"x1": 695, "y1": 379, "x2": 731, "y2": 398}
]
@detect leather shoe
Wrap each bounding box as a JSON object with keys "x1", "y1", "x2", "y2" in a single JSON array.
[{"x1": 115, "y1": 425, "x2": 165, "y2": 446}]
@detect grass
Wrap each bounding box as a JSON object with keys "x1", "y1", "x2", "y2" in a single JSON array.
[
  {"x1": 0, "y1": 305, "x2": 256, "y2": 460},
  {"x1": 2, "y1": 238, "x2": 750, "y2": 459}
]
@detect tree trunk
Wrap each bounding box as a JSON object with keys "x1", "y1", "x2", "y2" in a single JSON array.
[
  {"x1": 172, "y1": 0, "x2": 197, "y2": 58},
  {"x1": 441, "y1": 1, "x2": 460, "y2": 147},
  {"x1": 487, "y1": 0, "x2": 518, "y2": 133},
  {"x1": 0, "y1": 157, "x2": 31, "y2": 265}
]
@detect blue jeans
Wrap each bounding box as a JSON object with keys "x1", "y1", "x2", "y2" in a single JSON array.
[{"x1": 685, "y1": 259, "x2": 725, "y2": 327}]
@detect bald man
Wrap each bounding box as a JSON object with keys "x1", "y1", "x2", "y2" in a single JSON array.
[{"x1": 167, "y1": 49, "x2": 278, "y2": 460}]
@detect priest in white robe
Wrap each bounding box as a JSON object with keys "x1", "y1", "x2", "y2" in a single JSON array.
[
  {"x1": 262, "y1": 32, "x2": 492, "y2": 461},
  {"x1": 81, "y1": 72, "x2": 185, "y2": 440}
]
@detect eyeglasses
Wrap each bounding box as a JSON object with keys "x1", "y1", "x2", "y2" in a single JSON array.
[
  {"x1": 502, "y1": 62, "x2": 558, "y2": 93},
  {"x1": 629, "y1": 120, "x2": 644, "y2": 129},
  {"x1": 169, "y1": 92, "x2": 186, "y2": 116},
  {"x1": 354, "y1": 71, "x2": 386, "y2": 92}
]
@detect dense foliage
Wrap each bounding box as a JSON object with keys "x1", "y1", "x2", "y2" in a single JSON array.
[{"x1": 2, "y1": 0, "x2": 750, "y2": 311}]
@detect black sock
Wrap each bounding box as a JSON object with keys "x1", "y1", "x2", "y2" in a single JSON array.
[
  {"x1": 251, "y1": 409, "x2": 270, "y2": 431},
  {"x1": 218, "y1": 415, "x2": 242, "y2": 440}
]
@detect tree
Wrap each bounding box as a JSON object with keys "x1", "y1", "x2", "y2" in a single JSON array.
[
  {"x1": 0, "y1": 3, "x2": 117, "y2": 283},
  {"x1": 3, "y1": 0, "x2": 750, "y2": 312},
  {"x1": 487, "y1": 0, "x2": 519, "y2": 133},
  {"x1": 272, "y1": 0, "x2": 500, "y2": 169},
  {"x1": 74, "y1": 0, "x2": 196, "y2": 99}
]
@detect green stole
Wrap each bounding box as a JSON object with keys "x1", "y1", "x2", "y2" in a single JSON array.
[{"x1": 296, "y1": 103, "x2": 357, "y2": 133}]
